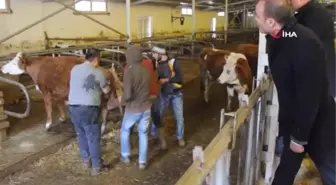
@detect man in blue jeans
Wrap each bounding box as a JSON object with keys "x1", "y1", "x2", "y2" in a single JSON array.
[
  {"x1": 120, "y1": 45, "x2": 151, "y2": 170},
  {"x1": 152, "y1": 44, "x2": 185, "y2": 147},
  {"x1": 68, "y1": 49, "x2": 110, "y2": 176}
]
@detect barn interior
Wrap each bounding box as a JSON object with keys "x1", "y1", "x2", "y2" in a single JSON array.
[{"x1": 0, "y1": 0, "x2": 335, "y2": 185}]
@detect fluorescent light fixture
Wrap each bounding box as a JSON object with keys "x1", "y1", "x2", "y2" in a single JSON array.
[{"x1": 217, "y1": 11, "x2": 225, "y2": 16}]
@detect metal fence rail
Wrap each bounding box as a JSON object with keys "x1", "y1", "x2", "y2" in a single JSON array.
[{"x1": 174, "y1": 72, "x2": 280, "y2": 185}]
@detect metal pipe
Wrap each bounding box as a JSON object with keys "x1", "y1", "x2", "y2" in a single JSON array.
[
  {"x1": 0, "y1": 0, "x2": 83, "y2": 44},
  {"x1": 214, "y1": 109, "x2": 226, "y2": 185},
  {"x1": 126, "y1": 0, "x2": 131, "y2": 43},
  {"x1": 56, "y1": 1, "x2": 126, "y2": 37},
  {"x1": 244, "y1": 108, "x2": 255, "y2": 185},
  {"x1": 46, "y1": 37, "x2": 125, "y2": 42},
  {"x1": 192, "y1": 0, "x2": 196, "y2": 39},
  {"x1": 224, "y1": 0, "x2": 228, "y2": 43},
  {"x1": 191, "y1": 0, "x2": 196, "y2": 56},
  {"x1": 0, "y1": 77, "x2": 31, "y2": 119},
  {"x1": 243, "y1": 4, "x2": 246, "y2": 28},
  {"x1": 251, "y1": 100, "x2": 261, "y2": 184}
]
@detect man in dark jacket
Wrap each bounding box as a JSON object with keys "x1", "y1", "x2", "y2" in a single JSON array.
[
  {"x1": 120, "y1": 45, "x2": 151, "y2": 170},
  {"x1": 291, "y1": 0, "x2": 336, "y2": 99},
  {"x1": 152, "y1": 44, "x2": 186, "y2": 147},
  {"x1": 255, "y1": 0, "x2": 335, "y2": 184}
]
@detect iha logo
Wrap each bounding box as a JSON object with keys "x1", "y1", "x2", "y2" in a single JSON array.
[{"x1": 271, "y1": 29, "x2": 297, "y2": 39}]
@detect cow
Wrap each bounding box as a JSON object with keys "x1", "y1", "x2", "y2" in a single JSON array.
[
  {"x1": 0, "y1": 52, "x2": 123, "y2": 133},
  {"x1": 199, "y1": 47, "x2": 253, "y2": 112}
]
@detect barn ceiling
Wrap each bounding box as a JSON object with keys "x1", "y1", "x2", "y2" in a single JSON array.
[{"x1": 111, "y1": 0, "x2": 257, "y2": 12}]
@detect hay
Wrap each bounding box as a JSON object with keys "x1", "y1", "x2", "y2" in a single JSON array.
[{"x1": 294, "y1": 157, "x2": 322, "y2": 185}]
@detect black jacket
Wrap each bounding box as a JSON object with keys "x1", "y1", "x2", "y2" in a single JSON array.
[
  {"x1": 295, "y1": 1, "x2": 335, "y2": 97},
  {"x1": 157, "y1": 58, "x2": 183, "y2": 94},
  {"x1": 266, "y1": 18, "x2": 335, "y2": 149}
]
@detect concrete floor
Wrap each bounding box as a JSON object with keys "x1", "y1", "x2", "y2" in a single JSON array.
[{"x1": 0, "y1": 59, "x2": 321, "y2": 185}]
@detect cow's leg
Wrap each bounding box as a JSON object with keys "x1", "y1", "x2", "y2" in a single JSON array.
[
  {"x1": 57, "y1": 102, "x2": 66, "y2": 122},
  {"x1": 42, "y1": 94, "x2": 53, "y2": 130},
  {"x1": 204, "y1": 73, "x2": 214, "y2": 103},
  {"x1": 204, "y1": 77, "x2": 210, "y2": 103},
  {"x1": 226, "y1": 86, "x2": 234, "y2": 112},
  {"x1": 101, "y1": 107, "x2": 108, "y2": 134}
]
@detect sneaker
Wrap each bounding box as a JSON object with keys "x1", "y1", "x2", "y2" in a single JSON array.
[
  {"x1": 139, "y1": 163, "x2": 147, "y2": 170},
  {"x1": 91, "y1": 168, "x2": 102, "y2": 176},
  {"x1": 83, "y1": 161, "x2": 91, "y2": 170},
  {"x1": 90, "y1": 164, "x2": 110, "y2": 176},
  {"x1": 178, "y1": 139, "x2": 186, "y2": 147},
  {"x1": 120, "y1": 156, "x2": 131, "y2": 164}
]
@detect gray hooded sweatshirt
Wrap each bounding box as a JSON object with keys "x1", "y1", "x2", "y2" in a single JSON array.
[{"x1": 122, "y1": 46, "x2": 151, "y2": 112}]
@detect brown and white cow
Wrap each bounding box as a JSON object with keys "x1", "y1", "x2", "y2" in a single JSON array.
[
  {"x1": 200, "y1": 48, "x2": 253, "y2": 112},
  {"x1": 1, "y1": 52, "x2": 122, "y2": 133}
]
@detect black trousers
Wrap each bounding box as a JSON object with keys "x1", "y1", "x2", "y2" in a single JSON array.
[{"x1": 272, "y1": 135, "x2": 335, "y2": 185}]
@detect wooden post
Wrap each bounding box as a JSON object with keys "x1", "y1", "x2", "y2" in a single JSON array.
[{"x1": 0, "y1": 91, "x2": 9, "y2": 142}]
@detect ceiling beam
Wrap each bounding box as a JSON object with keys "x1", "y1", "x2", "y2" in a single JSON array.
[
  {"x1": 132, "y1": 0, "x2": 256, "y2": 8},
  {"x1": 132, "y1": 0, "x2": 152, "y2": 5}
]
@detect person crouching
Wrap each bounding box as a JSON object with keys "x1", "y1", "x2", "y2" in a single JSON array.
[{"x1": 120, "y1": 45, "x2": 151, "y2": 170}]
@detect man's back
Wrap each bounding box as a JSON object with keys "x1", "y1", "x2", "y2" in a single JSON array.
[
  {"x1": 124, "y1": 59, "x2": 159, "y2": 97},
  {"x1": 295, "y1": 1, "x2": 335, "y2": 97},
  {"x1": 68, "y1": 62, "x2": 106, "y2": 106}
]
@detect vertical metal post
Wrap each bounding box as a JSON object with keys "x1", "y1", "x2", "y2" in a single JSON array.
[
  {"x1": 192, "y1": 0, "x2": 196, "y2": 39},
  {"x1": 224, "y1": 0, "x2": 228, "y2": 43},
  {"x1": 191, "y1": 0, "x2": 196, "y2": 56},
  {"x1": 243, "y1": 4, "x2": 246, "y2": 28},
  {"x1": 254, "y1": 98, "x2": 265, "y2": 183},
  {"x1": 126, "y1": 0, "x2": 131, "y2": 43},
  {"x1": 243, "y1": 108, "x2": 255, "y2": 185},
  {"x1": 214, "y1": 109, "x2": 226, "y2": 185}
]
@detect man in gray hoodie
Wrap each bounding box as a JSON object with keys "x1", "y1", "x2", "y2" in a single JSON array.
[{"x1": 120, "y1": 45, "x2": 151, "y2": 170}]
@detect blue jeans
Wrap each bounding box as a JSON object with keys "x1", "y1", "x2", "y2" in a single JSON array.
[
  {"x1": 120, "y1": 109, "x2": 151, "y2": 164},
  {"x1": 151, "y1": 97, "x2": 162, "y2": 136},
  {"x1": 69, "y1": 105, "x2": 101, "y2": 169},
  {"x1": 159, "y1": 92, "x2": 184, "y2": 140}
]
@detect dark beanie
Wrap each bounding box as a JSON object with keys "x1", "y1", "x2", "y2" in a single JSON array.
[{"x1": 125, "y1": 45, "x2": 143, "y2": 64}]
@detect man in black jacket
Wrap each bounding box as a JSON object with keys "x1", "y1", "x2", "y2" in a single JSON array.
[
  {"x1": 255, "y1": 0, "x2": 335, "y2": 184},
  {"x1": 291, "y1": 0, "x2": 335, "y2": 100}
]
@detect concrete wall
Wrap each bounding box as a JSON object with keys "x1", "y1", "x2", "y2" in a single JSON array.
[{"x1": 0, "y1": 0, "x2": 227, "y2": 55}]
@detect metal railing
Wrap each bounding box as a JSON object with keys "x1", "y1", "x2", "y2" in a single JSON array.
[{"x1": 175, "y1": 71, "x2": 280, "y2": 185}]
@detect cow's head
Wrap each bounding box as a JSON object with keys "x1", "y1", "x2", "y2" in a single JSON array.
[
  {"x1": 1, "y1": 52, "x2": 26, "y2": 75},
  {"x1": 200, "y1": 48, "x2": 230, "y2": 79},
  {"x1": 217, "y1": 52, "x2": 247, "y2": 84}
]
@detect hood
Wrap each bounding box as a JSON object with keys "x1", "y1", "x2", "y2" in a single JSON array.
[{"x1": 125, "y1": 46, "x2": 143, "y2": 65}]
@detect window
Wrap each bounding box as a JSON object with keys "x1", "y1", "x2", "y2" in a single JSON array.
[
  {"x1": 247, "y1": 11, "x2": 254, "y2": 17},
  {"x1": 138, "y1": 16, "x2": 153, "y2": 38},
  {"x1": 211, "y1": 17, "x2": 216, "y2": 38},
  {"x1": 74, "y1": 0, "x2": 107, "y2": 13},
  {"x1": 0, "y1": 0, "x2": 11, "y2": 13},
  {"x1": 181, "y1": 8, "x2": 192, "y2": 15},
  {"x1": 217, "y1": 11, "x2": 225, "y2": 16}
]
